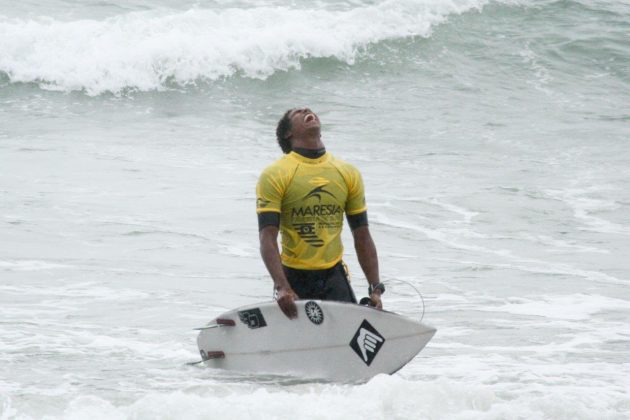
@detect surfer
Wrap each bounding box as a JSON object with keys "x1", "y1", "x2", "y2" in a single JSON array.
[{"x1": 257, "y1": 108, "x2": 385, "y2": 319}]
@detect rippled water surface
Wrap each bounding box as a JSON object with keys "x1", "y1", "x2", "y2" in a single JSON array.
[{"x1": 1, "y1": 0, "x2": 629, "y2": 418}]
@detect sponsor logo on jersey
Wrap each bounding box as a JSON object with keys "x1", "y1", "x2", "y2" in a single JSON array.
[
  {"x1": 291, "y1": 204, "x2": 343, "y2": 218},
  {"x1": 304, "y1": 185, "x2": 336, "y2": 202},
  {"x1": 308, "y1": 177, "x2": 330, "y2": 187},
  {"x1": 257, "y1": 198, "x2": 271, "y2": 208},
  {"x1": 292, "y1": 222, "x2": 324, "y2": 247},
  {"x1": 349, "y1": 320, "x2": 385, "y2": 366}
]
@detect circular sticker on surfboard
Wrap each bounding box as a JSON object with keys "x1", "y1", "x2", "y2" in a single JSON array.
[{"x1": 305, "y1": 301, "x2": 324, "y2": 325}]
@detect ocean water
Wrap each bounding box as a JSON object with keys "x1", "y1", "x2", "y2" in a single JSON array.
[{"x1": 1, "y1": 0, "x2": 629, "y2": 418}]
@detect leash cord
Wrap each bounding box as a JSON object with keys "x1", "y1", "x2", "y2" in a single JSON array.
[{"x1": 387, "y1": 278, "x2": 426, "y2": 322}]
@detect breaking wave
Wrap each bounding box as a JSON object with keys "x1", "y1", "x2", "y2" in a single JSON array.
[{"x1": 0, "y1": 0, "x2": 493, "y2": 95}]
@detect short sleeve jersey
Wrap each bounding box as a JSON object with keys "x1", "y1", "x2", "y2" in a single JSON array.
[{"x1": 256, "y1": 152, "x2": 367, "y2": 270}]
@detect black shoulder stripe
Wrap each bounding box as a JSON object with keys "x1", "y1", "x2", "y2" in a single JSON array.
[
  {"x1": 347, "y1": 211, "x2": 368, "y2": 231},
  {"x1": 258, "y1": 212, "x2": 280, "y2": 231}
]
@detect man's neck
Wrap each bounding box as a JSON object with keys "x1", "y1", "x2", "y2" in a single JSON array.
[
  {"x1": 293, "y1": 147, "x2": 326, "y2": 159},
  {"x1": 291, "y1": 131, "x2": 324, "y2": 150}
]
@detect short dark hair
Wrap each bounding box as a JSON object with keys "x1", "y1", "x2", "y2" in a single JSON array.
[{"x1": 276, "y1": 109, "x2": 293, "y2": 154}]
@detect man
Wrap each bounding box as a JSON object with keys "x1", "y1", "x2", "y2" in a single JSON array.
[{"x1": 256, "y1": 108, "x2": 385, "y2": 319}]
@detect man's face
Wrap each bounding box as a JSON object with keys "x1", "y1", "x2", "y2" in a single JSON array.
[{"x1": 287, "y1": 108, "x2": 320, "y2": 139}]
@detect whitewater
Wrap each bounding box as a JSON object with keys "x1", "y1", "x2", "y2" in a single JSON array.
[{"x1": 1, "y1": 0, "x2": 629, "y2": 419}]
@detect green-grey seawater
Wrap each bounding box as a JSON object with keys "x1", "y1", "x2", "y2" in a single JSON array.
[{"x1": 1, "y1": 0, "x2": 629, "y2": 418}]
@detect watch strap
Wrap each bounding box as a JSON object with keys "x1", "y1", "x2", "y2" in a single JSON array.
[{"x1": 368, "y1": 282, "x2": 385, "y2": 295}]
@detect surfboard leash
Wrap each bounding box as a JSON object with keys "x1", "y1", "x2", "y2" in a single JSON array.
[{"x1": 387, "y1": 279, "x2": 426, "y2": 322}]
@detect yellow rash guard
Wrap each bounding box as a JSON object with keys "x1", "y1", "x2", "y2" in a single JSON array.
[{"x1": 256, "y1": 151, "x2": 367, "y2": 270}]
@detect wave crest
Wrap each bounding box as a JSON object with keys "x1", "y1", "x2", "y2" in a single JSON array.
[{"x1": 0, "y1": 0, "x2": 488, "y2": 95}]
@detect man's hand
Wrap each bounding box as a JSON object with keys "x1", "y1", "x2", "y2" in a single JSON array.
[
  {"x1": 370, "y1": 290, "x2": 383, "y2": 310},
  {"x1": 276, "y1": 286, "x2": 298, "y2": 319}
]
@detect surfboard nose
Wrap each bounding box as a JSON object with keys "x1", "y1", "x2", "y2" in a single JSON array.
[{"x1": 410, "y1": 321, "x2": 437, "y2": 336}]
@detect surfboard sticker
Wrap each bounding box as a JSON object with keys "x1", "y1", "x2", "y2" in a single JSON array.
[
  {"x1": 238, "y1": 308, "x2": 267, "y2": 329},
  {"x1": 305, "y1": 301, "x2": 324, "y2": 325},
  {"x1": 350, "y1": 319, "x2": 385, "y2": 366}
]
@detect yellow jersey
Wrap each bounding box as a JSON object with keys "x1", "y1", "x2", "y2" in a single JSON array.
[{"x1": 256, "y1": 151, "x2": 367, "y2": 270}]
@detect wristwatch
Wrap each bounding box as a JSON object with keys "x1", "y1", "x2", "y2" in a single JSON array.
[{"x1": 368, "y1": 282, "x2": 385, "y2": 295}]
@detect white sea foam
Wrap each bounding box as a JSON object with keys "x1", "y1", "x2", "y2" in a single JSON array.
[
  {"x1": 481, "y1": 293, "x2": 629, "y2": 320},
  {"x1": 517, "y1": 233, "x2": 609, "y2": 254},
  {"x1": 0, "y1": 259, "x2": 73, "y2": 271},
  {"x1": 0, "y1": 0, "x2": 491, "y2": 94},
  {"x1": 85, "y1": 335, "x2": 195, "y2": 360},
  {"x1": 0, "y1": 281, "x2": 151, "y2": 300},
  {"x1": 4, "y1": 373, "x2": 627, "y2": 420},
  {"x1": 370, "y1": 211, "x2": 507, "y2": 255},
  {"x1": 545, "y1": 186, "x2": 630, "y2": 235},
  {"x1": 217, "y1": 243, "x2": 257, "y2": 258},
  {"x1": 2, "y1": 1, "x2": 629, "y2": 419},
  {"x1": 371, "y1": 212, "x2": 627, "y2": 285},
  {"x1": 409, "y1": 197, "x2": 479, "y2": 224}
]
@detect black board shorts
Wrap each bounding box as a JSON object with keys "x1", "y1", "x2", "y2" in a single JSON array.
[{"x1": 283, "y1": 261, "x2": 357, "y2": 304}]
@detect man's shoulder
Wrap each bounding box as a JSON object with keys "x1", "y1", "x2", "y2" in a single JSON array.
[
  {"x1": 329, "y1": 154, "x2": 361, "y2": 176},
  {"x1": 259, "y1": 154, "x2": 297, "y2": 179}
]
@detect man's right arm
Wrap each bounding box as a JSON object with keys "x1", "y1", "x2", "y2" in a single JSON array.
[
  {"x1": 257, "y1": 165, "x2": 298, "y2": 319},
  {"x1": 259, "y1": 223, "x2": 298, "y2": 319}
]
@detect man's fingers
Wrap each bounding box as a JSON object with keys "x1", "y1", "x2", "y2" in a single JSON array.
[
  {"x1": 370, "y1": 295, "x2": 383, "y2": 310},
  {"x1": 279, "y1": 301, "x2": 296, "y2": 319},
  {"x1": 277, "y1": 296, "x2": 298, "y2": 319},
  {"x1": 286, "y1": 301, "x2": 297, "y2": 319}
]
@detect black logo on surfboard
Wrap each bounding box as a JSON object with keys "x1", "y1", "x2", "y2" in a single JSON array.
[
  {"x1": 305, "y1": 301, "x2": 324, "y2": 325},
  {"x1": 350, "y1": 320, "x2": 385, "y2": 366},
  {"x1": 238, "y1": 308, "x2": 267, "y2": 329}
]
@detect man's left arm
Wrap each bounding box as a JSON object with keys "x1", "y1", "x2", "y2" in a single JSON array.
[
  {"x1": 350, "y1": 216, "x2": 383, "y2": 309},
  {"x1": 343, "y1": 163, "x2": 383, "y2": 308}
]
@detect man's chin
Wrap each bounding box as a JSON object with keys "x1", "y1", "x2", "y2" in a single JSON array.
[{"x1": 304, "y1": 126, "x2": 321, "y2": 136}]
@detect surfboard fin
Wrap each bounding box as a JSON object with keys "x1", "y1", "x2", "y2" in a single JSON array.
[
  {"x1": 194, "y1": 318, "x2": 236, "y2": 330},
  {"x1": 201, "y1": 351, "x2": 225, "y2": 360}
]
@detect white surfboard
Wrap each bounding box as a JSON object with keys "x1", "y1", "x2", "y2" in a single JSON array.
[{"x1": 196, "y1": 300, "x2": 436, "y2": 382}]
